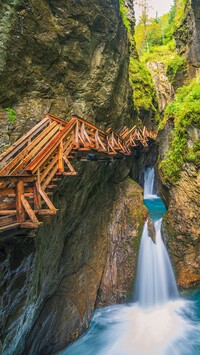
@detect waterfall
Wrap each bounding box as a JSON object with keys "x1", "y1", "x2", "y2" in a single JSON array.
[
  {"x1": 135, "y1": 166, "x2": 179, "y2": 308},
  {"x1": 60, "y1": 166, "x2": 200, "y2": 355},
  {"x1": 135, "y1": 219, "x2": 179, "y2": 309},
  {"x1": 143, "y1": 167, "x2": 156, "y2": 198}
]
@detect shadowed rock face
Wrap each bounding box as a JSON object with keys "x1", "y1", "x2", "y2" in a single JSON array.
[
  {"x1": 0, "y1": 161, "x2": 147, "y2": 355},
  {"x1": 0, "y1": 0, "x2": 134, "y2": 150}
]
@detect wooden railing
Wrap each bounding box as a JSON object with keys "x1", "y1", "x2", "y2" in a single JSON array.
[{"x1": 0, "y1": 114, "x2": 157, "y2": 233}]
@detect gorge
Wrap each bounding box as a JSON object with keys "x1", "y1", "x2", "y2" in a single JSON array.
[{"x1": 0, "y1": 0, "x2": 200, "y2": 354}]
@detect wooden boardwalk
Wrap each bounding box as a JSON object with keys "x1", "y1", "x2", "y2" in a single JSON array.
[{"x1": 0, "y1": 114, "x2": 157, "y2": 233}]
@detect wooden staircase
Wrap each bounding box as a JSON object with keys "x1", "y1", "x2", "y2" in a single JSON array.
[{"x1": 0, "y1": 114, "x2": 157, "y2": 233}]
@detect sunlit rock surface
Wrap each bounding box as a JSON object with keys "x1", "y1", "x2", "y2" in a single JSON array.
[{"x1": 162, "y1": 163, "x2": 200, "y2": 289}]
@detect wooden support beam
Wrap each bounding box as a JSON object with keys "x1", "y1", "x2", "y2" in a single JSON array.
[
  {"x1": 62, "y1": 155, "x2": 77, "y2": 175},
  {"x1": 16, "y1": 180, "x2": 25, "y2": 223},
  {"x1": 35, "y1": 209, "x2": 58, "y2": 215},
  {"x1": 38, "y1": 185, "x2": 57, "y2": 212},
  {"x1": 57, "y1": 140, "x2": 64, "y2": 174},
  {"x1": 33, "y1": 182, "x2": 41, "y2": 210},
  {"x1": 0, "y1": 210, "x2": 17, "y2": 215},
  {"x1": 21, "y1": 195, "x2": 40, "y2": 224},
  {"x1": 21, "y1": 221, "x2": 42, "y2": 229},
  {"x1": 0, "y1": 223, "x2": 21, "y2": 232}
]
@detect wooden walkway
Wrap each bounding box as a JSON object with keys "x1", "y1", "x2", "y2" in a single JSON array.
[{"x1": 0, "y1": 114, "x2": 157, "y2": 233}]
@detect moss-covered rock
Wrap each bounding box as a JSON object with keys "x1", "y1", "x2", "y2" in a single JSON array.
[{"x1": 129, "y1": 58, "x2": 159, "y2": 128}]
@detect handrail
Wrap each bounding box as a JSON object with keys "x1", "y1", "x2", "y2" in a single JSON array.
[
  {"x1": 26, "y1": 118, "x2": 77, "y2": 174},
  {"x1": 0, "y1": 113, "x2": 157, "y2": 233},
  {"x1": 0, "y1": 117, "x2": 50, "y2": 164}
]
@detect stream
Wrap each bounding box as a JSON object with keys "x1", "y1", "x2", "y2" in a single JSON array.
[{"x1": 60, "y1": 168, "x2": 200, "y2": 355}]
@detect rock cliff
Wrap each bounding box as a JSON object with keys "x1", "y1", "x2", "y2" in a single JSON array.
[
  {"x1": 0, "y1": 1, "x2": 152, "y2": 354},
  {"x1": 0, "y1": 0, "x2": 134, "y2": 151},
  {"x1": 174, "y1": 0, "x2": 200, "y2": 78},
  {"x1": 157, "y1": 0, "x2": 200, "y2": 287}
]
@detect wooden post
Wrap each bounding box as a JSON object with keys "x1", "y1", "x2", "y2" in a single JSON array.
[
  {"x1": 33, "y1": 182, "x2": 41, "y2": 210},
  {"x1": 16, "y1": 179, "x2": 25, "y2": 223},
  {"x1": 37, "y1": 168, "x2": 42, "y2": 207},
  {"x1": 58, "y1": 140, "x2": 64, "y2": 174}
]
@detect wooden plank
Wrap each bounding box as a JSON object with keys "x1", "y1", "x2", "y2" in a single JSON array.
[
  {"x1": 0, "y1": 214, "x2": 17, "y2": 227},
  {"x1": 45, "y1": 114, "x2": 68, "y2": 126},
  {"x1": 26, "y1": 118, "x2": 77, "y2": 174},
  {"x1": 0, "y1": 187, "x2": 15, "y2": 196},
  {"x1": 35, "y1": 209, "x2": 58, "y2": 215},
  {"x1": 40, "y1": 154, "x2": 58, "y2": 183},
  {"x1": 21, "y1": 195, "x2": 40, "y2": 223},
  {"x1": 16, "y1": 180, "x2": 25, "y2": 223},
  {"x1": 38, "y1": 185, "x2": 57, "y2": 211},
  {"x1": 71, "y1": 115, "x2": 105, "y2": 135},
  {"x1": 21, "y1": 221, "x2": 42, "y2": 229},
  {"x1": 33, "y1": 182, "x2": 41, "y2": 210},
  {"x1": 0, "y1": 201, "x2": 16, "y2": 210},
  {"x1": 0, "y1": 176, "x2": 37, "y2": 183},
  {"x1": 62, "y1": 172, "x2": 77, "y2": 176},
  {"x1": 0, "y1": 117, "x2": 50, "y2": 163},
  {"x1": 0, "y1": 210, "x2": 16, "y2": 215},
  {"x1": 74, "y1": 120, "x2": 79, "y2": 148},
  {"x1": 57, "y1": 141, "x2": 64, "y2": 174},
  {"x1": 8, "y1": 123, "x2": 60, "y2": 176},
  {"x1": 42, "y1": 163, "x2": 58, "y2": 190},
  {"x1": 0, "y1": 122, "x2": 58, "y2": 175},
  {"x1": 0, "y1": 223, "x2": 20, "y2": 232}
]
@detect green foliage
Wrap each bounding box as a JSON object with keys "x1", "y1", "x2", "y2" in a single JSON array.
[
  {"x1": 119, "y1": 0, "x2": 131, "y2": 38},
  {"x1": 129, "y1": 58, "x2": 159, "y2": 120},
  {"x1": 166, "y1": 54, "x2": 187, "y2": 84},
  {"x1": 5, "y1": 107, "x2": 16, "y2": 123},
  {"x1": 141, "y1": 42, "x2": 175, "y2": 64},
  {"x1": 159, "y1": 76, "x2": 200, "y2": 184},
  {"x1": 174, "y1": 0, "x2": 188, "y2": 30},
  {"x1": 135, "y1": 6, "x2": 175, "y2": 57}
]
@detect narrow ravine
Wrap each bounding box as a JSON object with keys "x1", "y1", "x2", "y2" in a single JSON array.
[{"x1": 60, "y1": 168, "x2": 200, "y2": 355}]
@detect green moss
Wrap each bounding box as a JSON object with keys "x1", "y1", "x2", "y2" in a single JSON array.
[
  {"x1": 119, "y1": 0, "x2": 131, "y2": 34},
  {"x1": 129, "y1": 58, "x2": 159, "y2": 121},
  {"x1": 174, "y1": 0, "x2": 188, "y2": 30},
  {"x1": 159, "y1": 76, "x2": 200, "y2": 185},
  {"x1": 5, "y1": 107, "x2": 16, "y2": 123},
  {"x1": 166, "y1": 54, "x2": 187, "y2": 85}
]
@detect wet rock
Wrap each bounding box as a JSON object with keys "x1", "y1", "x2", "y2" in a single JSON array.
[{"x1": 147, "y1": 217, "x2": 156, "y2": 244}]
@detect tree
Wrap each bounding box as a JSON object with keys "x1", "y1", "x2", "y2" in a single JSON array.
[{"x1": 135, "y1": 0, "x2": 152, "y2": 52}]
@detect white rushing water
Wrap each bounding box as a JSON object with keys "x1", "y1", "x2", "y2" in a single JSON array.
[
  {"x1": 61, "y1": 167, "x2": 200, "y2": 355},
  {"x1": 134, "y1": 219, "x2": 179, "y2": 309},
  {"x1": 143, "y1": 167, "x2": 157, "y2": 199}
]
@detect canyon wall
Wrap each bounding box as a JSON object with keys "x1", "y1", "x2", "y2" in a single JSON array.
[
  {"x1": 0, "y1": 1, "x2": 151, "y2": 354},
  {"x1": 158, "y1": 0, "x2": 200, "y2": 289}
]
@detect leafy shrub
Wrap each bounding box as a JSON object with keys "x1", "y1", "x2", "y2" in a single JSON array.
[
  {"x1": 129, "y1": 58, "x2": 159, "y2": 120},
  {"x1": 159, "y1": 76, "x2": 200, "y2": 184},
  {"x1": 5, "y1": 108, "x2": 16, "y2": 123}
]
